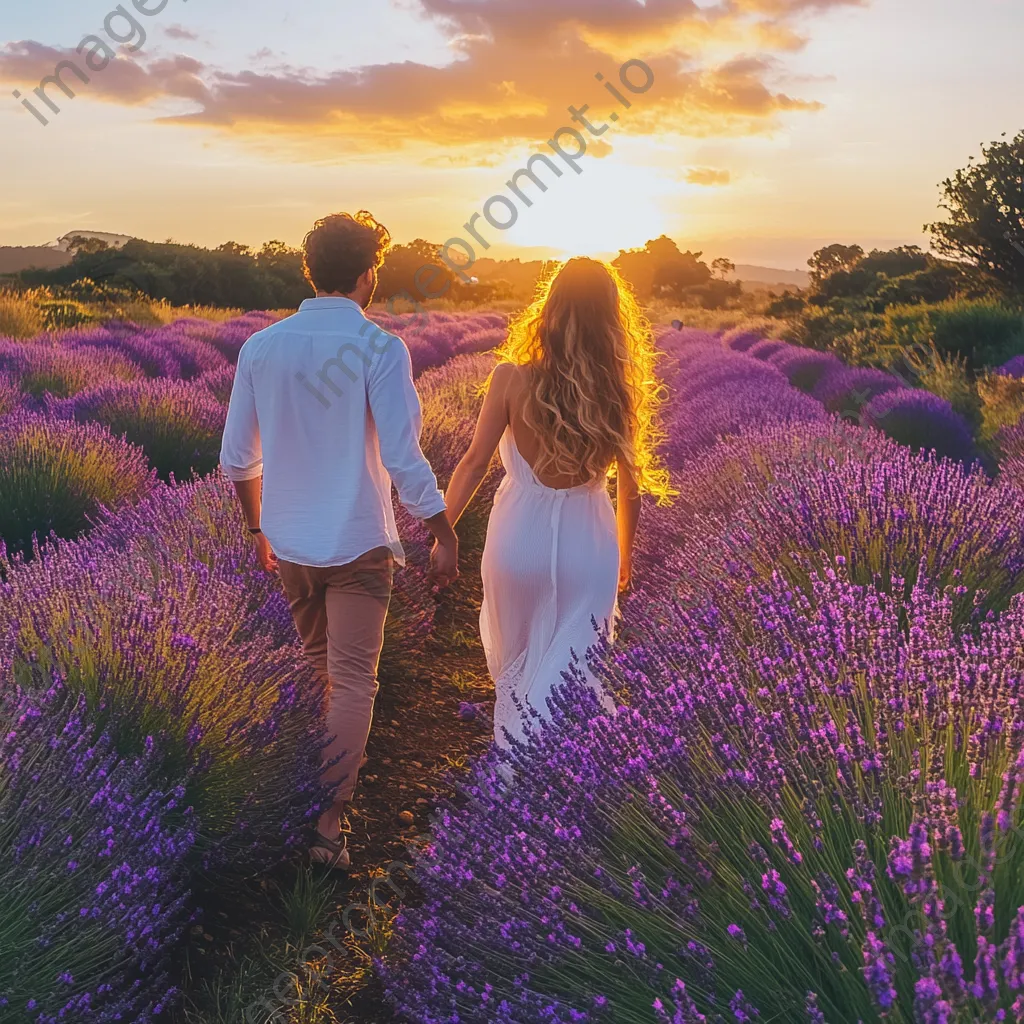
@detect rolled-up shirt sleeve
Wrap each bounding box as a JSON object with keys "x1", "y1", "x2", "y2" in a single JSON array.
[
  {"x1": 367, "y1": 333, "x2": 446, "y2": 521},
  {"x1": 220, "y1": 346, "x2": 264, "y2": 482}
]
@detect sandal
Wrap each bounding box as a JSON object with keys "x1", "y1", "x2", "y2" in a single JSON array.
[{"x1": 310, "y1": 831, "x2": 350, "y2": 871}]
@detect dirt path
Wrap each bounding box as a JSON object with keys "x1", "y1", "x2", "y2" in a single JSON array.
[{"x1": 178, "y1": 559, "x2": 494, "y2": 1024}]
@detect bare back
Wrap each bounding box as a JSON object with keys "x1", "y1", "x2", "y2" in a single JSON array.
[{"x1": 504, "y1": 364, "x2": 613, "y2": 490}]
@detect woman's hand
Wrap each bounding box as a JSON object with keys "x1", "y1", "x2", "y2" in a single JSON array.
[
  {"x1": 429, "y1": 537, "x2": 460, "y2": 588},
  {"x1": 618, "y1": 560, "x2": 633, "y2": 594}
]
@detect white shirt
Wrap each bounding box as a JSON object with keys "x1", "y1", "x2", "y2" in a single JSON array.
[{"x1": 220, "y1": 296, "x2": 446, "y2": 567}]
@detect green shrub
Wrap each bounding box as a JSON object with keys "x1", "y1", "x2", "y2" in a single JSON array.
[{"x1": 884, "y1": 300, "x2": 1024, "y2": 371}]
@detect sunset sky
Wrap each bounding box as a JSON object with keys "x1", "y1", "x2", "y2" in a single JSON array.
[{"x1": 1, "y1": 0, "x2": 1021, "y2": 269}]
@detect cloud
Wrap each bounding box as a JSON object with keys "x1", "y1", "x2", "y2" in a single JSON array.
[
  {"x1": 0, "y1": 41, "x2": 209, "y2": 109},
  {"x1": 0, "y1": 0, "x2": 863, "y2": 154},
  {"x1": 164, "y1": 25, "x2": 199, "y2": 42},
  {"x1": 685, "y1": 166, "x2": 732, "y2": 185}
]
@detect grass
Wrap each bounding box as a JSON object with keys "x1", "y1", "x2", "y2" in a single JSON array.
[
  {"x1": 0, "y1": 288, "x2": 45, "y2": 338},
  {"x1": 0, "y1": 286, "x2": 249, "y2": 335},
  {"x1": 902, "y1": 342, "x2": 982, "y2": 426},
  {"x1": 647, "y1": 300, "x2": 793, "y2": 336},
  {"x1": 179, "y1": 868, "x2": 354, "y2": 1024},
  {"x1": 978, "y1": 372, "x2": 1024, "y2": 442}
]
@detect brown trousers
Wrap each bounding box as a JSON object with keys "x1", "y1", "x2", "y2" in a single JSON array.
[{"x1": 278, "y1": 547, "x2": 394, "y2": 803}]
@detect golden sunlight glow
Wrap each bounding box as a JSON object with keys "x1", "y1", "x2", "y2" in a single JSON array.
[{"x1": 499, "y1": 157, "x2": 672, "y2": 257}]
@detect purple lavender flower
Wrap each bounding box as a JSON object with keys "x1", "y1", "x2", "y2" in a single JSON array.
[
  {"x1": 0, "y1": 412, "x2": 154, "y2": 557},
  {"x1": 0, "y1": 337, "x2": 142, "y2": 399},
  {"x1": 997, "y1": 355, "x2": 1024, "y2": 379},
  {"x1": 747, "y1": 339, "x2": 791, "y2": 362},
  {"x1": 47, "y1": 376, "x2": 227, "y2": 481},
  {"x1": 721, "y1": 328, "x2": 764, "y2": 353},
  {"x1": 862, "y1": 388, "x2": 976, "y2": 463},
  {"x1": 0, "y1": 371, "x2": 24, "y2": 417},
  {"x1": 812, "y1": 366, "x2": 905, "y2": 420},
  {"x1": 0, "y1": 683, "x2": 195, "y2": 1021},
  {"x1": 863, "y1": 932, "x2": 898, "y2": 1010},
  {"x1": 768, "y1": 348, "x2": 843, "y2": 394}
]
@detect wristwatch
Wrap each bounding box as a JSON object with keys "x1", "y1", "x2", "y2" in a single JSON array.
[{"x1": 249, "y1": 526, "x2": 262, "y2": 535}]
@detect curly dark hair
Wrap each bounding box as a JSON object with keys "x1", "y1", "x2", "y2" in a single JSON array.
[{"x1": 301, "y1": 211, "x2": 392, "y2": 295}]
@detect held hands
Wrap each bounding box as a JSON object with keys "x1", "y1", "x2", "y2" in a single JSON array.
[{"x1": 429, "y1": 538, "x2": 460, "y2": 589}]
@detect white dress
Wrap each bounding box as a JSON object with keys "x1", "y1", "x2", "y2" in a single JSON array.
[{"x1": 481, "y1": 428, "x2": 620, "y2": 748}]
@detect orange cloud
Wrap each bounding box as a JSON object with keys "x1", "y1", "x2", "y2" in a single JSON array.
[
  {"x1": 0, "y1": 0, "x2": 862, "y2": 151},
  {"x1": 685, "y1": 166, "x2": 732, "y2": 185}
]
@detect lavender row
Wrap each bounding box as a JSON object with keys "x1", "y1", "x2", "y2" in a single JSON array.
[
  {"x1": 719, "y1": 326, "x2": 982, "y2": 465},
  {"x1": 0, "y1": 338, "x2": 502, "y2": 1021},
  {"x1": 383, "y1": 325, "x2": 1024, "y2": 1022},
  {"x1": 0, "y1": 310, "x2": 507, "y2": 412}
]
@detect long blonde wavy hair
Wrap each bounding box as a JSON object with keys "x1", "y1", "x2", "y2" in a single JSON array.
[{"x1": 495, "y1": 257, "x2": 672, "y2": 502}]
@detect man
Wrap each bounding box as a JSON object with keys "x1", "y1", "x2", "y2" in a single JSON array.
[{"x1": 220, "y1": 210, "x2": 459, "y2": 870}]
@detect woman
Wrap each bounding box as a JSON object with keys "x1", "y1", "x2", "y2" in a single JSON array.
[{"x1": 440, "y1": 257, "x2": 671, "y2": 747}]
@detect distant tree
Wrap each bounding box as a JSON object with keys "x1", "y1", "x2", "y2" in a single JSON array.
[
  {"x1": 765, "y1": 291, "x2": 806, "y2": 317},
  {"x1": 66, "y1": 235, "x2": 110, "y2": 255},
  {"x1": 614, "y1": 236, "x2": 712, "y2": 301},
  {"x1": 377, "y1": 239, "x2": 457, "y2": 302},
  {"x1": 711, "y1": 257, "x2": 735, "y2": 281},
  {"x1": 857, "y1": 246, "x2": 930, "y2": 280},
  {"x1": 696, "y1": 279, "x2": 742, "y2": 310},
  {"x1": 256, "y1": 240, "x2": 300, "y2": 266},
  {"x1": 22, "y1": 238, "x2": 311, "y2": 309},
  {"x1": 216, "y1": 241, "x2": 254, "y2": 258},
  {"x1": 926, "y1": 129, "x2": 1024, "y2": 295},
  {"x1": 807, "y1": 244, "x2": 975, "y2": 309},
  {"x1": 808, "y1": 244, "x2": 864, "y2": 284}
]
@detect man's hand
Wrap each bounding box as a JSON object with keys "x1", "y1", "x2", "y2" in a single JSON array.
[
  {"x1": 254, "y1": 532, "x2": 279, "y2": 574},
  {"x1": 429, "y1": 538, "x2": 459, "y2": 588}
]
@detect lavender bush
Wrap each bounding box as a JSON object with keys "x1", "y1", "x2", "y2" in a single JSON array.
[
  {"x1": 0, "y1": 681, "x2": 195, "y2": 1022},
  {"x1": 998, "y1": 420, "x2": 1024, "y2": 490},
  {"x1": 721, "y1": 327, "x2": 763, "y2": 352},
  {"x1": 0, "y1": 371, "x2": 24, "y2": 416},
  {"x1": 386, "y1": 567, "x2": 1024, "y2": 1023},
  {"x1": 0, "y1": 413, "x2": 154, "y2": 557},
  {"x1": 49, "y1": 377, "x2": 228, "y2": 481},
  {"x1": 196, "y1": 364, "x2": 236, "y2": 404},
  {"x1": 813, "y1": 366, "x2": 906, "y2": 420},
  {"x1": 747, "y1": 339, "x2": 790, "y2": 361},
  {"x1": 137, "y1": 322, "x2": 229, "y2": 380},
  {"x1": 769, "y1": 347, "x2": 843, "y2": 394},
  {"x1": 0, "y1": 339, "x2": 142, "y2": 399},
  {"x1": 862, "y1": 389, "x2": 976, "y2": 463},
  {"x1": 997, "y1": 355, "x2": 1024, "y2": 379},
  {"x1": 70, "y1": 326, "x2": 186, "y2": 378},
  {"x1": 642, "y1": 419, "x2": 1024, "y2": 626},
  {"x1": 659, "y1": 345, "x2": 825, "y2": 467},
  {"x1": 1, "y1": 477, "x2": 332, "y2": 876}
]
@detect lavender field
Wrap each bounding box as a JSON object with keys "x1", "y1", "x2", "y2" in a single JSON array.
[{"x1": 3, "y1": 310, "x2": 1024, "y2": 1023}]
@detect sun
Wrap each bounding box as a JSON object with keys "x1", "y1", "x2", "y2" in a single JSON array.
[{"x1": 495, "y1": 153, "x2": 672, "y2": 258}]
